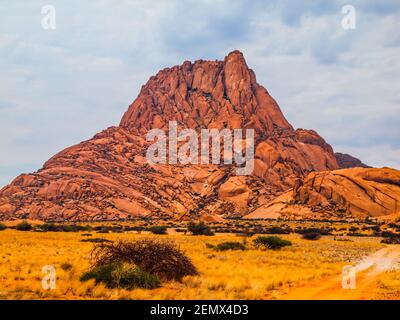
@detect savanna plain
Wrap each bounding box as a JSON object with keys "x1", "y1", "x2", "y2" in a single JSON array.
[{"x1": 0, "y1": 220, "x2": 399, "y2": 300}]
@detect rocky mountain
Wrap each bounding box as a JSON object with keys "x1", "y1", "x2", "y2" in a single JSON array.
[
  {"x1": 335, "y1": 152, "x2": 370, "y2": 169},
  {"x1": 0, "y1": 50, "x2": 398, "y2": 221}
]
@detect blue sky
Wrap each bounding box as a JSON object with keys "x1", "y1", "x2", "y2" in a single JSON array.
[{"x1": 0, "y1": 0, "x2": 399, "y2": 187}]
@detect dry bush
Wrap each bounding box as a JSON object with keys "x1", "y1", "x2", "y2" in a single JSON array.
[
  {"x1": 15, "y1": 221, "x2": 32, "y2": 231},
  {"x1": 90, "y1": 239, "x2": 198, "y2": 281},
  {"x1": 301, "y1": 232, "x2": 322, "y2": 240},
  {"x1": 188, "y1": 222, "x2": 214, "y2": 236}
]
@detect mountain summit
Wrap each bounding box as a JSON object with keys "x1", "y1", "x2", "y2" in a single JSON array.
[
  {"x1": 1, "y1": 51, "x2": 398, "y2": 221},
  {"x1": 120, "y1": 50, "x2": 292, "y2": 134}
]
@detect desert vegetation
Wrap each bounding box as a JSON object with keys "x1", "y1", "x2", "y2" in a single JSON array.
[
  {"x1": 207, "y1": 241, "x2": 246, "y2": 251},
  {"x1": 0, "y1": 219, "x2": 398, "y2": 300},
  {"x1": 187, "y1": 222, "x2": 215, "y2": 236},
  {"x1": 253, "y1": 236, "x2": 292, "y2": 249}
]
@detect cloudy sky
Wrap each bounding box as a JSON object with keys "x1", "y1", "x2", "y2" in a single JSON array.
[{"x1": 0, "y1": 0, "x2": 399, "y2": 187}]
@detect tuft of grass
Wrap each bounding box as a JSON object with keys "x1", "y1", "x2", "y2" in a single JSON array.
[{"x1": 253, "y1": 236, "x2": 292, "y2": 250}]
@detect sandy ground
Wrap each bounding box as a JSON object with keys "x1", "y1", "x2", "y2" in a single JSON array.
[{"x1": 282, "y1": 245, "x2": 400, "y2": 300}]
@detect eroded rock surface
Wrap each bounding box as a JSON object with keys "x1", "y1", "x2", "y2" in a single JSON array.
[{"x1": 245, "y1": 167, "x2": 400, "y2": 221}]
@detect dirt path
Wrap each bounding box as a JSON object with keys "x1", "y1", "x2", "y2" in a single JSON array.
[{"x1": 282, "y1": 245, "x2": 400, "y2": 300}]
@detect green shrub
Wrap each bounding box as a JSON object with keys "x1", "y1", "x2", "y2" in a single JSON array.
[
  {"x1": 81, "y1": 263, "x2": 114, "y2": 285},
  {"x1": 188, "y1": 222, "x2": 214, "y2": 236},
  {"x1": 90, "y1": 239, "x2": 198, "y2": 281},
  {"x1": 124, "y1": 226, "x2": 146, "y2": 232},
  {"x1": 36, "y1": 224, "x2": 92, "y2": 232},
  {"x1": 148, "y1": 226, "x2": 167, "y2": 235},
  {"x1": 210, "y1": 242, "x2": 246, "y2": 251},
  {"x1": 296, "y1": 227, "x2": 332, "y2": 235},
  {"x1": 301, "y1": 232, "x2": 322, "y2": 240},
  {"x1": 16, "y1": 221, "x2": 33, "y2": 231},
  {"x1": 76, "y1": 225, "x2": 93, "y2": 232},
  {"x1": 0, "y1": 223, "x2": 7, "y2": 231},
  {"x1": 253, "y1": 236, "x2": 292, "y2": 249},
  {"x1": 38, "y1": 223, "x2": 61, "y2": 232},
  {"x1": 265, "y1": 227, "x2": 291, "y2": 234},
  {"x1": 80, "y1": 263, "x2": 160, "y2": 289},
  {"x1": 61, "y1": 225, "x2": 78, "y2": 232},
  {"x1": 380, "y1": 231, "x2": 398, "y2": 238}
]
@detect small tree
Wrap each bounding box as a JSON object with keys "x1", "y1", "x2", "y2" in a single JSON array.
[
  {"x1": 148, "y1": 226, "x2": 167, "y2": 235},
  {"x1": 188, "y1": 222, "x2": 214, "y2": 236},
  {"x1": 0, "y1": 223, "x2": 7, "y2": 231},
  {"x1": 253, "y1": 236, "x2": 292, "y2": 250}
]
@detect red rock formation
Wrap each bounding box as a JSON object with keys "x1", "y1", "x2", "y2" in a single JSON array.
[
  {"x1": 335, "y1": 152, "x2": 370, "y2": 169},
  {"x1": 245, "y1": 167, "x2": 400, "y2": 221},
  {"x1": 0, "y1": 51, "x2": 342, "y2": 221}
]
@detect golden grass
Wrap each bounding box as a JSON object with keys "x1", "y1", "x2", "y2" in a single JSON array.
[
  {"x1": 0, "y1": 229, "x2": 389, "y2": 300},
  {"x1": 375, "y1": 270, "x2": 400, "y2": 299}
]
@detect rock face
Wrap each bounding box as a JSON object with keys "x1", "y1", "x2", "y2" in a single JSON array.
[
  {"x1": 245, "y1": 167, "x2": 400, "y2": 221},
  {"x1": 335, "y1": 152, "x2": 370, "y2": 169},
  {"x1": 1, "y1": 50, "x2": 381, "y2": 222}
]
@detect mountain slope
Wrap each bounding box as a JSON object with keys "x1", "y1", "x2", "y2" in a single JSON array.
[{"x1": 245, "y1": 167, "x2": 400, "y2": 221}]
